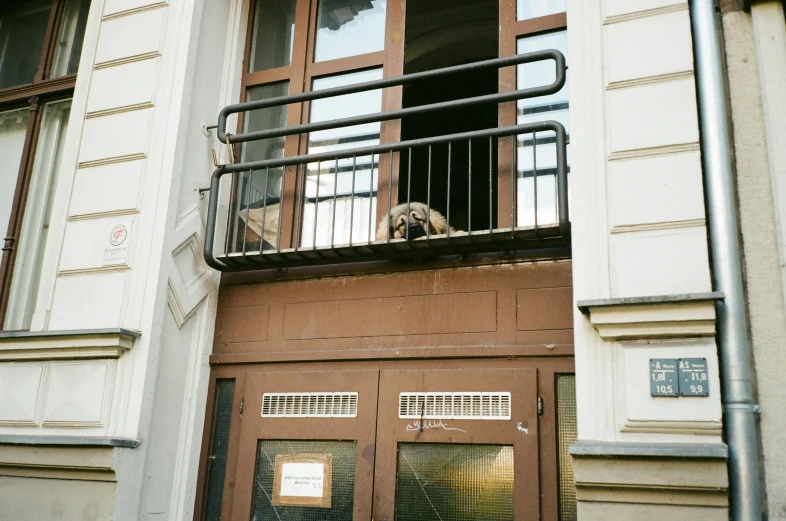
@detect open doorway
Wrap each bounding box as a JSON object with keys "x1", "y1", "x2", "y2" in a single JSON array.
[{"x1": 399, "y1": 0, "x2": 499, "y2": 232}]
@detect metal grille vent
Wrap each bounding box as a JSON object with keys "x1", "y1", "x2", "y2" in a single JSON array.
[
  {"x1": 261, "y1": 392, "x2": 358, "y2": 418},
  {"x1": 398, "y1": 392, "x2": 512, "y2": 420}
]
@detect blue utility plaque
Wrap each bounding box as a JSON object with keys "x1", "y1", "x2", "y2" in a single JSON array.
[
  {"x1": 679, "y1": 358, "x2": 709, "y2": 396},
  {"x1": 650, "y1": 359, "x2": 679, "y2": 397}
]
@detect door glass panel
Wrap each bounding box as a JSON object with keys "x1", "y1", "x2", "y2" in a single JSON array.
[
  {"x1": 395, "y1": 443, "x2": 514, "y2": 521},
  {"x1": 515, "y1": 30, "x2": 569, "y2": 227},
  {"x1": 314, "y1": 0, "x2": 387, "y2": 63},
  {"x1": 50, "y1": 0, "x2": 90, "y2": 78},
  {"x1": 301, "y1": 69, "x2": 381, "y2": 247},
  {"x1": 251, "y1": 440, "x2": 356, "y2": 521},
  {"x1": 517, "y1": 0, "x2": 566, "y2": 21},
  {"x1": 0, "y1": 0, "x2": 52, "y2": 89},
  {"x1": 557, "y1": 375, "x2": 577, "y2": 521},
  {"x1": 0, "y1": 107, "x2": 29, "y2": 254},
  {"x1": 203, "y1": 379, "x2": 236, "y2": 521},
  {"x1": 249, "y1": 0, "x2": 297, "y2": 72},
  {"x1": 232, "y1": 81, "x2": 289, "y2": 252},
  {"x1": 4, "y1": 99, "x2": 71, "y2": 330}
]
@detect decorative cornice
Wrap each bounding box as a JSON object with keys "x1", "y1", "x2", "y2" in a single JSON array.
[
  {"x1": 606, "y1": 70, "x2": 694, "y2": 91},
  {"x1": 608, "y1": 142, "x2": 701, "y2": 162},
  {"x1": 610, "y1": 218, "x2": 706, "y2": 234},
  {"x1": 0, "y1": 434, "x2": 139, "y2": 448},
  {"x1": 603, "y1": 3, "x2": 688, "y2": 25},
  {"x1": 77, "y1": 153, "x2": 147, "y2": 169},
  {"x1": 0, "y1": 328, "x2": 139, "y2": 361},
  {"x1": 94, "y1": 52, "x2": 160, "y2": 70},
  {"x1": 570, "y1": 440, "x2": 728, "y2": 459},
  {"x1": 102, "y1": 2, "x2": 168, "y2": 21},
  {"x1": 85, "y1": 102, "x2": 154, "y2": 119},
  {"x1": 577, "y1": 292, "x2": 724, "y2": 340}
]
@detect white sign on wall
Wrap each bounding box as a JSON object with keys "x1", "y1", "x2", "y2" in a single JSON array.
[
  {"x1": 103, "y1": 222, "x2": 130, "y2": 266},
  {"x1": 279, "y1": 462, "x2": 325, "y2": 497}
]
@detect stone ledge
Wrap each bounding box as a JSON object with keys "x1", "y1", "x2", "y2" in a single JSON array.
[
  {"x1": 0, "y1": 435, "x2": 139, "y2": 448},
  {"x1": 570, "y1": 440, "x2": 728, "y2": 459},
  {"x1": 577, "y1": 293, "x2": 724, "y2": 340},
  {"x1": 0, "y1": 328, "x2": 140, "y2": 361}
]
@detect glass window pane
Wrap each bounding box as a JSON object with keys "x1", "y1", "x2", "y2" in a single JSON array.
[
  {"x1": 516, "y1": 30, "x2": 569, "y2": 227},
  {"x1": 396, "y1": 443, "x2": 514, "y2": 521},
  {"x1": 517, "y1": 0, "x2": 566, "y2": 21},
  {"x1": 315, "y1": 0, "x2": 386, "y2": 63},
  {"x1": 50, "y1": 0, "x2": 90, "y2": 78},
  {"x1": 4, "y1": 99, "x2": 70, "y2": 331},
  {"x1": 301, "y1": 68, "x2": 382, "y2": 248},
  {"x1": 249, "y1": 0, "x2": 297, "y2": 72},
  {"x1": 0, "y1": 107, "x2": 29, "y2": 260},
  {"x1": 251, "y1": 440, "x2": 356, "y2": 521},
  {"x1": 232, "y1": 81, "x2": 289, "y2": 252},
  {"x1": 557, "y1": 375, "x2": 578, "y2": 521},
  {"x1": 202, "y1": 379, "x2": 236, "y2": 521},
  {"x1": 0, "y1": 0, "x2": 52, "y2": 89}
]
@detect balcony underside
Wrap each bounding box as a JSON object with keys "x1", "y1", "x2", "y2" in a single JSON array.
[{"x1": 215, "y1": 223, "x2": 570, "y2": 271}]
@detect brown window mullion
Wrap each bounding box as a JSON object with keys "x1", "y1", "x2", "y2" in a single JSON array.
[
  {"x1": 34, "y1": 0, "x2": 65, "y2": 83},
  {"x1": 0, "y1": 97, "x2": 45, "y2": 327}
]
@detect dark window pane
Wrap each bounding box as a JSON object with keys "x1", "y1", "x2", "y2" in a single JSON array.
[
  {"x1": 556, "y1": 375, "x2": 577, "y2": 521},
  {"x1": 395, "y1": 443, "x2": 515, "y2": 521},
  {"x1": 51, "y1": 0, "x2": 90, "y2": 77},
  {"x1": 0, "y1": 107, "x2": 30, "y2": 256},
  {"x1": 251, "y1": 440, "x2": 356, "y2": 521},
  {"x1": 249, "y1": 0, "x2": 297, "y2": 72},
  {"x1": 202, "y1": 379, "x2": 236, "y2": 521},
  {"x1": 231, "y1": 81, "x2": 289, "y2": 252},
  {"x1": 0, "y1": 0, "x2": 52, "y2": 89},
  {"x1": 315, "y1": 0, "x2": 386, "y2": 63}
]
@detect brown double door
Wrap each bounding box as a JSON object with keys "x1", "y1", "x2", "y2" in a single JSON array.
[{"x1": 228, "y1": 367, "x2": 540, "y2": 521}]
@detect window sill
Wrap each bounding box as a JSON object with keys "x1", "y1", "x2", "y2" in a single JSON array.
[{"x1": 0, "y1": 328, "x2": 140, "y2": 361}]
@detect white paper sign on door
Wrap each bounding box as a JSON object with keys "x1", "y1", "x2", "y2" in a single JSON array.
[{"x1": 279, "y1": 462, "x2": 325, "y2": 497}]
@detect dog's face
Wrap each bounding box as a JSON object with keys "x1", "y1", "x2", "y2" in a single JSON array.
[{"x1": 376, "y1": 202, "x2": 450, "y2": 241}]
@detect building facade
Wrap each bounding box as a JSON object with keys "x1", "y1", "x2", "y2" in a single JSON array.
[{"x1": 0, "y1": 0, "x2": 782, "y2": 520}]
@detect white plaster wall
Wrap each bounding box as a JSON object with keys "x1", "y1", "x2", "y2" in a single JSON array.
[{"x1": 568, "y1": 0, "x2": 720, "y2": 444}]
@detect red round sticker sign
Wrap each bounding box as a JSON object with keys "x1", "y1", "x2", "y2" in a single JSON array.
[{"x1": 109, "y1": 225, "x2": 128, "y2": 246}]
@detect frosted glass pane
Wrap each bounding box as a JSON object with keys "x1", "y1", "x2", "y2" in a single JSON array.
[
  {"x1": 4, "y1": 100, "x2": 71, "y2": 330},
  {"x1": 315, "y1": 0, "x2": 386, "y2": 62},
  {"x1": 0, "y1": 108, "x2": 30, "y2": 262},
  {"x1": 557, "y1": 375, "x2": 577, "y2": 521},
  {"x1": 251, "y1": 440, "x2": 356, "y2": 521},
  {"x1": 50, "y1": 0, "x2": 90, "y2": 78},
  {"x1": 395, "y1": 444, "x2": 514, "y2": 521},
  {"x1": 0, "y1": 0, "x2": 51, "y2": 89}
]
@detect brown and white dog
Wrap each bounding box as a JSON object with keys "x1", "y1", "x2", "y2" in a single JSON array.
[{"x1": 376, "y1": 202, "x2": 456, "y2": 241}]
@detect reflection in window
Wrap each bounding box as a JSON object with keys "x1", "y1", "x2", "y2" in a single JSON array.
[
  {"x1": 516, "y1": 30, "x2": 569, "y2": 227},
  {"x1": 395, "y1": 443, "x2": 514, "y2": 521},
  {"x1": 517, "y1": 0, "x2": 566, "y2": 21},
  {"x1": 0, "y1": 0, "x2": 52, "y2": 90},
  {"x1": 251, "y1": 440, "x2": 356, "y2": 521},
  {"x1": 315, "y1": 0, "x2": 387, "y2": 63},
  {"x1": 301, "y1": 69, "x2": 381, "y2": 248},
  {"x1": 50, "y1": 0, "x2": 91, "y2": 78},
  {"x1": 0, "y1": 108, "x2": 30, "y2": 257},
  {"x1": 4, "y1": 100, "x2": 71, "y2": 330},
  {"x1": 249, "y1": 0, "x2": 297, "y2": 72},
  {"x1": 233, "y1": 82, "x2": 289, "y2": 252}
]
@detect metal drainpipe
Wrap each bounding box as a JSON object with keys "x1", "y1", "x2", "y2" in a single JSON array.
[{"x1": 689, "y1": 1, "x2": 762, "y2": 519}]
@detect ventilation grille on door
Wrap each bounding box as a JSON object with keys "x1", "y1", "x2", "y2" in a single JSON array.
[
  {"x1": 398, "y1": 392, "x2": 512, "y2": 420},
  {"x1": 261, "y1": 392, "x2": 358, "y2": 418}
]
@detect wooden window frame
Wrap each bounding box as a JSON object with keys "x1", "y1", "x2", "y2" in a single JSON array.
[
  {"x1": 235, "y1": 0, "x2": 566, "y2": 248},
  {"x1": 0, "y1": 0, "x2": 83, "y2": 329}
]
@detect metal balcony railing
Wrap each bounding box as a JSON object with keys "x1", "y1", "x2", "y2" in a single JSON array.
[{"x1": 204, "y1": 50, "x2": 569, "y2": 272}]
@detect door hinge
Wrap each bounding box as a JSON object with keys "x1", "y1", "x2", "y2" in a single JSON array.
[
  {"x1": 239, "y1": 398, "x2": 244, "y2": 414},
  {"x1": 537, "y1": 397, "x2": 543, "y2": 416}
]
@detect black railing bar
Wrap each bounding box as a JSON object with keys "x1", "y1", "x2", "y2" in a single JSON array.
[
  {"x1": 489, "y1": 136, "x2": 495, "y2": 243},
  {"x1": 223, "y1": 172, "x2": 236, "y2": 257},
  {"x1": 218, "y1": 50, "x2": 565, "y2": 141},
  {"x1": 446, "y1": 141, "x2": 452, "y2": 242},
  {"x1": 349, "y1": 155, "x2": 357, "y2": 249},
  {"x1": 261, "y1": 167, "x2": 270, "y2": 250},
  {"x1": 555, "y1": 124, "x2": 569, "y2": 237},
  {"x1": 467, "y1": 138, "x2": 473, "y2": 239},
  {"x1": 386, "y1": 150, "x2": 393, "y2": 244},
  {"x1": 294, "y1": 163, "x2": 305, "y2": 253},
  {"x1": 533, "y1": 132, "x2": 539, "y2": 235},
  {"x1": 276, "y1": 166, "x2": 285, "y2": 254},
  {"x1": 426, "y1": 145, "x2": 432, "y2": 245},
  {"x1": 405, "y1": 148, "x2": 413, "y2": 247},
  {"x1": 312, "y1": 160, "x2": 320, "y2": 251},
  {"x1": 367, "y1": 153, "x2": 375, "y2": 244},
  {"x1": 228, "y1": 83, "x2": 566, "y2": 145},
  {"x1": 510, "y1": 134, "x2": 516, "y2": 241},
  {"x1": 331, "y1": 158, "x2": 339, "y2": 248},
  {"x1": 241, "y1": 172, "x2": 251, "y2": 255},
  {"x1": 218, "y1": 121, "x2": 562, "y2": 176}
]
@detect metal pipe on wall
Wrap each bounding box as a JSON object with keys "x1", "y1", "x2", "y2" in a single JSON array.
[{"x1": 689, "y1": 1, "x2": 763, "y2": 519}]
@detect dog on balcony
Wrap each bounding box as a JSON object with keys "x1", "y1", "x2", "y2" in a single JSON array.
[{"x1": 376, "y1": 202, "x2": 457, "y2": 241}]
